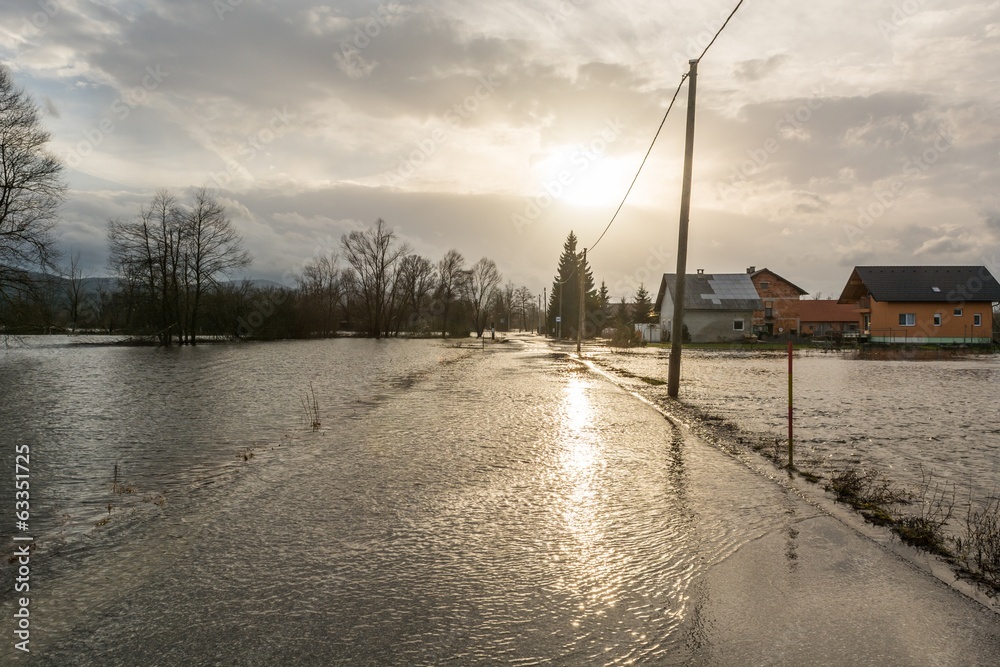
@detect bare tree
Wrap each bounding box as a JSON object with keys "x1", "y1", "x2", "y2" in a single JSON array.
[
  {"x1": 340, "y1": 218, "x2": 410, "y2": 338},
  {"x1": 515, "y1": 285, "x2": 534, "y2": 331},
  {"x1": 108, "y1": 190, "x2": 250, "y2": 344},
  {"x1": 108, "y1": 191, "x2": 184, "y2": 345},
  {"x1": 297, "y1": 252, "x2": 342, "y2": 337},
  {"x1": 0, "y1": 65, "x2": 66, "y2": 316},
  {"x1": 463, "y1": 257, "x2": 501, "y2": 337},
  {"x1": 181, "y1": 188, "x2": 252, "y2": 344},
  {"x1": 498, "y1": 280, "x2": 516, "y2": 332},
  {"x1": 397, "y1": 254, "x2": 437, "y2": 333},
  {"x1": 436, "y1": 249, "x2": 466, "y2": 338},
  {"x1": 65, "y1": 249, "x2": 86, "y2": 332}
]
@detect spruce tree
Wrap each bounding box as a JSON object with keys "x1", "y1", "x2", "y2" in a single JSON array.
[
  {"x1": 634, "y1": 283, "x2": 653, "y2": 324},
  {"x1": 547, "y1": 231, "x2": 596, "y2": 338}
]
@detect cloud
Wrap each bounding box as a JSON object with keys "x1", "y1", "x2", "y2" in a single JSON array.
[
  {"x1": 733, "y1": 54, "x2": 790, "y2": 82},
  {"x1": 1, "y1": 0, "x2": 999, "y2": 302},
  {"x1": 913, "y1": 234, "x2": 976, "y2": 257}
]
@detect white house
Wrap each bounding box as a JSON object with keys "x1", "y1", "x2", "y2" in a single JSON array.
[{"x1": 656, "y1": 271, "x2": 763, "y2": 342}]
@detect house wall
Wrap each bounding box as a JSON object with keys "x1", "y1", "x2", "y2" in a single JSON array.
[
  {"x1": 750, "y1": 271, "x2": 803, "y2": 335},
  {"x1": 869, "y1": 299, "x2": 993, "y2": 343},
  {"x1": 661, "y1": 308, "x2": 752, "y2": 342}
]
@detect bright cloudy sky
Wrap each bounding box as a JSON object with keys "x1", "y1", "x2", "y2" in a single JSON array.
[{"x1": 3, "y1": 0, "x2": 1000, "y2": 299}]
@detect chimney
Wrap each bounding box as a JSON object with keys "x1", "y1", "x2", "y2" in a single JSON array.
[{"x1": 746, "y1": 266, "x2": 756, "y2": 274}]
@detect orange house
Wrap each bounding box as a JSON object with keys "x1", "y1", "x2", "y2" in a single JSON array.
[{"x1": 837, "y1": 266, "x2": 1000, "y2": 344}]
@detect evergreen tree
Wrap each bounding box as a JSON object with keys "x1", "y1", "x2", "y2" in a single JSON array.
[
  {"x1": 615, "y1": 295, "x2": 631, "y2": 326},
  {"x1": 547, "y1": 231, "x2": 596, "y2": 338},
  {"x1": 591, "y1": 280, "x2": 611, "y2": 334},
  {"x1": 633, "y1": 283, "x2": 653, "y2": 324}
]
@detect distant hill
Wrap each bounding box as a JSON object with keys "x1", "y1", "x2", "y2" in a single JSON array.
[{"x1": 1, "y1": 271, "x2": 292, "y2": 301}]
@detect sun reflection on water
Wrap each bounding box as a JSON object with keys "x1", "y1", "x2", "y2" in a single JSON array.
[{"x1": 554, "y1": 375, "x2": 620, "y2": 621}]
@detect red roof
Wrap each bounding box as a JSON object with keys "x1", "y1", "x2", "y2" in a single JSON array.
[{"x1": 797, "y1": 300, "x2": 860, "y2": 323}]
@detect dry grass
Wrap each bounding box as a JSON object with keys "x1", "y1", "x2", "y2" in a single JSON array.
[
  {"x1": 301, "y1": 382, "x2": 321, "y2": 430},
  {"x1": 953, "y1": 493, "x2": 1000, "y2": 590}
]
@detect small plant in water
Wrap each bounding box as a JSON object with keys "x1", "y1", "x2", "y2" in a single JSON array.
[
  {"x1": 111, "y1": 462, "x2": 136, "y2": 494},
  {"x1": 302, "y1": 382, "x2": 321, "y2": 430}
]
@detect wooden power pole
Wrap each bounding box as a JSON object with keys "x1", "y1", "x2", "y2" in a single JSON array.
[
  {"x1": 577, "y1": 248, "x2": 586, "y2": 356},
  {"x1": 667, "y1": 59, "x2": 699, "y2": 398}
]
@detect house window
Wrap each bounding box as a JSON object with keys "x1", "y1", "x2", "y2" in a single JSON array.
[
  {"x1": 954, "y1": 308, "x2": 963, "y2": 317},
  {"x1": 974, "y1": 314, "x2": 982, "y2": 327},
  {"x1": 933, "y1": 313, "x2": 942, "y2": 326},
  {"x1": 898, "y1": 313, "x2": 916, "y2": 326},
  {"x1": 760, "y1": 281, "x2": 770, "y2": 290},
  {"x1": 733, "y1": 319, "x2": 744, "y2": 331}
]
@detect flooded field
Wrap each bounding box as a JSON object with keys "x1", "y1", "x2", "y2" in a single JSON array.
[{"x1": 591, "y1": 346, "x2": 1000, "y2": 505}]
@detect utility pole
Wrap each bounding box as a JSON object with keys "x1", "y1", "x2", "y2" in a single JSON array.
[
  {"x1": 577, "y1": 248, "x2": 586, "y2": 356},
  {"x1": 668, "y1": 59, "x2": 699, "y2": 398},
  {"x1": 543, "y1": 287, "x2": 547, "y2": 336},
  {"x1": 558, "y1": 281, "x2": 563, "y2": 340}
]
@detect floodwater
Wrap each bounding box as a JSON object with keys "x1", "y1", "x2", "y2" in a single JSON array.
[
  {"x1": 591, "y1": 346, "x2": 1000, "y2": 504},
  {"x1": 1, "y1": 336, "x2": 999, "y2": 665}
]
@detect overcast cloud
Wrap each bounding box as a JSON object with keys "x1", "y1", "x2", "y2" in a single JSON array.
[{"x1": 3, "y1": 0, "x2": 999, "y2": 298}]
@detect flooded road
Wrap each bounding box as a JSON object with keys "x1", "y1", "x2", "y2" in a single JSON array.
[{"x1": 2, "y1": 337, "x2": 999, "y2": 664}]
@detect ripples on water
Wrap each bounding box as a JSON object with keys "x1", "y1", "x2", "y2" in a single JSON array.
[
  {"x1": 1, "y1": 337, "x2": 797, "y2": 665},
  {"x1": 0, "y1": 338, "x2": 470, "y2": 552},
  {"x1": 3, "y1": 337, "x2": 998, "y2": 665}
]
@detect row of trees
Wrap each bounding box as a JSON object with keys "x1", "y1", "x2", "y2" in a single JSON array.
[
  {"x1": 1, "y1": 209, "x2": 544, "y2": 341},
  {"x1": 295, "y1": 218, "x2": 539, "y2": 339}
]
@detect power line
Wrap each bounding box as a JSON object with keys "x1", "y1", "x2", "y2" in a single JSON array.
[
  {"x1": 587, "y1": 0, "x2": 746, "y2": 254},
  {"x1": 588, "y1": 75, "x2": 686, "y2": 253},
  {"x1": 698, "y1": 0, "x2": 745, "y2": 61}
]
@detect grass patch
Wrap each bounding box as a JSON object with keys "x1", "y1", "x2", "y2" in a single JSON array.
[
  {"x1": 826, "y1": 467, "x2": 908, "y2": 527},
  {"x1": 797, "y1": 470, "x2": 822, "y2": 484},
  {"x1": 953, "y1": 494, "x2": 1000, "y2": 590},
  {"x1": 891, "y1": 469, "x2": 954, "y2": 557}
]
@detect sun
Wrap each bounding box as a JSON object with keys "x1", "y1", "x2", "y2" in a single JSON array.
[
  {"x1": 560, "y1": 156, "x2": 636, "y2": 208},
  {"x1": 531, "y1": 147, "x2": 637, "y2": 209}
]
